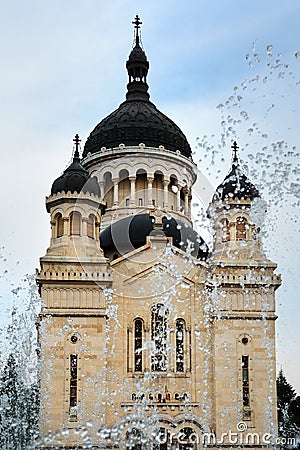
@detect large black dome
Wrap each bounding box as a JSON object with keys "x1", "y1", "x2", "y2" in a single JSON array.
[
  {"x1": 100, "y1": 214, "x2": 208, "y2": 260},
  {"x1": 83, "y1": 26, "x2": 191, "y2": 158},
  {"x1": 83, "y1": 100, "x2": 192, "y2": 158}
]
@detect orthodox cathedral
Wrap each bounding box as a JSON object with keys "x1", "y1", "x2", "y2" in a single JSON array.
[{"x1": 37, "y1": 16, "x2": 281, "y2": 449}]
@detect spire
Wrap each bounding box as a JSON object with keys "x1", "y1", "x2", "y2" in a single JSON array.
[
  {"x1": 126, "y1": 15, "x2": 150, "y2": 101},
  {"x1": 213, "y1": 142, "x2": 260, "y2": 201},
  {"x1": 51, "y1": 134, "x2": 100, "y2": 196}
]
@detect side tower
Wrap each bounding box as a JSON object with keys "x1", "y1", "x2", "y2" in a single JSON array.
[
  {"x1": 37, "y1": 136, "x2": 111, "y2": 445},
  {"x1": 207, "y1": 142, "x2": 281, "y2": 444}
]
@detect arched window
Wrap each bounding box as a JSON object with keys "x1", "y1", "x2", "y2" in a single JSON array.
[
  {"x1": 134, "y1": 318, "x2": 143, "y2": 372},
  {"x1": 176, "y1": 319, "x2": 185, "y2": 372},
  {"x1": 70, "y1": 212, "x2": 81, "y2": 235},
  {"x1": 87, "y1": 214, "x2": 95, "y2": 239},
  {"x1": 151, "y1": 304, "x2": 168, "y2": 372},
  {"x1": 56, "y1": 213, "x2": 63, "y2": 238},
  {"x1": 236, "y1": 216, "x2": 247, "y2": 240},
  {"x1": 220, "y1": 218, "x2": 230, "y2": 242}
]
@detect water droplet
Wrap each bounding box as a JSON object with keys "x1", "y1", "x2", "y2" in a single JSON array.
[
  {"x1": 295, "y1": 51, "x2": 300, "y2": 59},
  {"x1": 267, "y1": 44, "x2": 273, "y2": 56}
]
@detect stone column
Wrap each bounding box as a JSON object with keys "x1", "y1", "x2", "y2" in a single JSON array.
[
  {"x1": 82, "y1": 218, "x2": 88, "y2": 237},
  {"x1": 95, "y1": 221, "x2": 100, "y2": 242},
  {"x1": 129, "y1": 176, "x2": 136, "y2": 206},
  {"x1": 112, "y1": 178, "x2": 119, "y2": 206},
  {"x1": 147, "y1": 175, "x2": 154, "y2": 207},
  {"x1": 163, "y1": 178, "x2": 169, "y2": 209},
  {"x1": 188, "y1": 192, "x2": 192, "y2": 218},
  {"x1": 63, "y1": 217, "x2": 69, "y2": 236},
  {"x1": 229, "y1": 222, "x2": 235, "y2": 241},
  {"x1": 50, "y1": 220, "x2": 55, "y2": 239},
  {"x1": 176, "y1": 185, "x2": 182, "y2": 211},
  {"x1": 99, "y1": 181, "x2": 105, "y2": 199},
  {"x1": 183, "y1": 186, "x2": 189, "y2": 216}
]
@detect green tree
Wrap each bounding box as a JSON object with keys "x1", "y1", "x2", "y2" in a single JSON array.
[
  {"x1": 0, "y1": 354, "x2": 39, "y2": 449},
  {"x1": 277, "y1": 369, "x2": 300, "y2": 444}
]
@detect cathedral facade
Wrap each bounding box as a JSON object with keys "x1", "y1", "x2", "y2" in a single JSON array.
[{"x1": 37, "y1": 17, "x2": 281, "y2": 449}]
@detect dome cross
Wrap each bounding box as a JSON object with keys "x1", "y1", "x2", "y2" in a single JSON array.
[
  {"x1": 231, "y1": 141, "x2": 239, "y2": 163},
  {"x1": 73, "y1": 133, "x2": 81, "y2": 159},
  {"x1": 132, "y1": 14, "x2": 142, "y2": 45}
]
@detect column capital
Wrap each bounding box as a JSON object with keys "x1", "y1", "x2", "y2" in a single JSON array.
[{"x1": 112, "y1": 177, "x2": 119, "y2": 184}]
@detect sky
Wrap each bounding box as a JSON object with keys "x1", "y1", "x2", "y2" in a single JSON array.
[{"x1": 0, "y1": 1, "x2": 299, "y2": 391}]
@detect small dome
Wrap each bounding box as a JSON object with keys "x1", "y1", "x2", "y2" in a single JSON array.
[
  {"x1": 83, "y1": 21, "x2": 191, "y2": 158},
  {"x1": 214, "y1": 162, "x2": 259, "y2": 201},
  {"x1": 51, "y1": 136, "x2": 101, "y2": 196},
  {"x1": 100, "y1": 214, "x2": 208, "y2": 260}
]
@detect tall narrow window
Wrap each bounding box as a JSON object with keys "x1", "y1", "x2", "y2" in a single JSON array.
[
  {"x1": 87, "y1": 214, "x2": 95, "y2": 239},
  {"x1": 70, "y1": 354, "x2": 78, "y2": 410},
  {"x1": 134, "y1": 319, "x2": 143, "y2": 372},
  {"x1": 242, "y1": 355, "x2": 250, "y2": 406},
  {"x1": 70, "y1": 212, "x2": 81, "y2": 235},
  {"x1": 56, "y1": 213, "x2": 63, "y2": 238},
  {"x1": 151, "y1": 304, "x2": 168, "y2": 372},
  {"x1": 236, "y1": 217, "x2": 247, "y2": 240},
  {"x1": 176, "y1": 319, "x2": 185, "y2": 372}
]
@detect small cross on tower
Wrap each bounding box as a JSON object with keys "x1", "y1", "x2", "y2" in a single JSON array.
[
  {"x1": 73, "y1": 133, "x2": 81, "y2": 158},
  {"x1": 231, "y1": 141, "x2": 239, "y2": 163},
  {"x1": 132, "y1": 14, "x2": 142, "y2": 44}
]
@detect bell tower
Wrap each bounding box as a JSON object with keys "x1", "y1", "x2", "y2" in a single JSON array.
[
  {"x1": 207, "y1": 142, "x2": 281, "y2": 441},
  {"x1": 37, "y1": 135, "x2": 111, "y2": 443}
]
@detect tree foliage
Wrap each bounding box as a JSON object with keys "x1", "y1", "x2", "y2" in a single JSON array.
[
  {"x1": 277, "y1": 369, "x2": 300, "y2": 445},
  {"x1": 0, "y1": 354, "x2": 39, "y2": 449}
]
